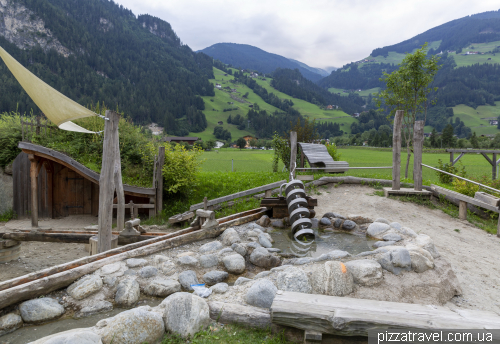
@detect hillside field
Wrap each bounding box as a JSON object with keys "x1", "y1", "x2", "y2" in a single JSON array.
[
  {"x1": 328, "y1": 87, "x2": 380, "y2": 97},
  {"x1": 452, "y1": 101, "x2": 500, "y2": 136}
]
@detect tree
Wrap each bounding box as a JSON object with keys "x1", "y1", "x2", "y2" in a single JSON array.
[
  {"x1": 377, "y1": 43, "x2": 440, "y2": 178},
  {"x1": 242, "y1": 92, "x2": 249, "y2": 98},
  {"x1": 206, "y1": 139, "x2": 216, "y2": 150},
  {"x1": 227, "y1": 115, "x2": 232, "y2": 124},
  {"x1": 441, "y1": 124, "x2": 455, "y2": 147},
  {"x1": 236, "y1": 137, "x2": 247, "y2": 150},
  {"x1": 470, "y1": 131, "x2": 479, "y2": 148},
  {"x1": 249, "y1": 138, "x2": 258, "y2": 148},
  {"x1": 430, "y1": 128, "x2": 438, "y2": 147}
]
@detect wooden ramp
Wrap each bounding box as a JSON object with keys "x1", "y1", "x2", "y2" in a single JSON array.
[
  {"x1": 298, "y1": 143, "x2": 348, "y2": 173},
  {"x1": 271, "y1": 292, "x2": 500, "y2": 336}
]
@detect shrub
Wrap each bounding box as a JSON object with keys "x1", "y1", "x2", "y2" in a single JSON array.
[
  {"x1": 162, "y1": 143, "x2": 204, "y2": 194},
  {"x1": 0, "y1": 112, "x2": 22, "y2": 168},
  {"x1": 436, "y1": 159, "x2": 466, "y2": 184},
  {"x1": 325, "y1": 142, "x2": 341, "y2": 161},
  {"x1": 452, "y1": 178, "x2": 479, "y2": 197}
]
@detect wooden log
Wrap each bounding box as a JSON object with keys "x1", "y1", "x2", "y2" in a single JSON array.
[
  {"x1": 89, "y1": 235, "x2": 118, "y2": 255},
  {"x1": 28, "y1": 154, "x2": 38, "y2": 228},
  {"x1": 112, "y1": 204, "x2": 155, "y2": 209},
  {"x1": 208, "y1": 301, "x2": 271, "y2": 329},
  {"x1": 98, "y1": 110, "x2": 120, "y2": 253},
  {"x1": 430, "y1": 185, "x2": 500, "y2": 213},
  {"x1": 0, "y1": 242, "x2": 21, "y2": 263},
  {"x1": 413, "y1": 120, "x2": 424, "y2": 191},
  {"x1": 156, "y1": 146, "x2": 165, "y2": 214},
  {"x1": 459, "y1": 200, "x2": 467, "y2": 220},
  {"x1": 289, "y1": 131, "x2": 297, "y2": 180},
  {"x1": 271, "y1": 291, "x2": 500, "y2": 335},
  {"x1": 114, "y1": 160, "x2": 125, "y2": 232},
  {"x1": 392, "y1": 110, "x2": 403, "y2": 190},
  {"x1": 474, "y1": 192, "x2": 500, "y2": 207},
  {"x1": 169, "y1": 211, "x2": 195, "y2": 224}
]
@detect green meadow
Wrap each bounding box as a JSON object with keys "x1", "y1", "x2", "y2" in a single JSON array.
[
  {"x1": 328, "y1": 87, "x2": 380, "y2": 97},
  {"x1": 452, "y1": 101, "x2": 500, "y2": 136}
]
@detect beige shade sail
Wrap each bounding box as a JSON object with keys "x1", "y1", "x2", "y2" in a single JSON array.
[{"x1": 0, "y1": 46, "x2": 98, "y2": 133}]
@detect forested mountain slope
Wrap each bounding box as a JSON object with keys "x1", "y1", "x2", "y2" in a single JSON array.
[{"x1": 0, "y1": 0, "x2": 214, "y2": 135}]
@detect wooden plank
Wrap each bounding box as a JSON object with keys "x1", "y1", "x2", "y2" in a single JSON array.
[
  {"x1": 83, "y1": 178, "x2": 92, "y2": 214},
  {"x1": 208, "y1": 301, "x2": 271, "y2": 329},
  {"x1": 474, "y1": 192, "x2": 500, "y2": 208},
  {"x1": 169, "y1": 211, "x2": 195, "y2": 224},
  {"x1": 271, "y1": 291, "x2": 500, "y2": 335},
  {"x1": 156, "y1": 146, "x2": 165, "y2": 214},
  {"x1": 189, "y1": 180, "x2": 286, "y2": 211},
  {"x1": 290, "y1": 131, "x2": 297, "y2": 179},
  {"x1": 459, "y1": 200, "x2": 467, "y2": 220},
  {"x1": 91, "y1": 182, "x2": 99, "y2": 217},
  {"x1": 413, "y1": 120, "x2": 424, "y2": 191},
  {"x1": 297, "y1": 175, "x2": 314, "y2": 181},
  {"x1": 452, "y1": 152, "x2": 465, "y2": 165},
  {"x1": 45, "y1": 161, "x2": 53, "y2": 218},
  {"x1": 29, "y1": 154, "x2": 38, "y2": 228},
  {"x1": 392, "y1": 110, "x2": 403, "y2": 190},
  {"x1": 431, "y1": 185, "x2": 499, "y2": 213}
]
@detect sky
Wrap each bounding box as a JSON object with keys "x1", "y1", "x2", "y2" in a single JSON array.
[{"x1": 114, "y1": 0, "x2": 499, "y2": 69}]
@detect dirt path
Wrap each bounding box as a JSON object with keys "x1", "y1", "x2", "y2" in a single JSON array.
[{"x1": 314, "y1": 183, "x2": 500, "y2": 313}]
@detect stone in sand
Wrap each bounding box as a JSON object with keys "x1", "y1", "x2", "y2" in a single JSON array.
[
  {"x1": 19, "y1": 298, "x2": 65, "y2": 323},
  {"x1": 258, "y1": 233, "x2": 272, "y2": 248},
  {"x1": 78, "y1": 301, "x2": 113, "y2": 318},
  {"x1": 177, "y1": 255, "x2": 199, "y2": 267},
  {"x1": 115, "y1": 278, "x2": 140, "y2": 307},
  {"x1": 277, "y1": 267, "x2": 311, "y2": 293},
  {"x1": 126, "y1": 258, "x2": 148, "y2": 268},
  {"x1": 245, "y1": 279, "x2": 277, "y2": 308},
  {"x1": 310, "y1": 261, "x2": 354, "y2": 296},
  {"x1": 199, "y1": 241, "x2": 223, "y2": 253},
  {"x1": 221, "y1": 228, "x2": 241, "y2": 246},
  {"x1": 139, "y1": 266, "x2": 158, "y2": 278},
  {"x1": 143, "y1": 278, "x2": 181, "y2": 297},
  {"x1": 203, "y1": 271, "x2": 229, "y2": 285},
  {"x1": 30, "y1": 329, "x2": 101, "y2": 344},
  {"x1": 231, "y1": 243, "x2": 247, "y2": 256},
  {"x1": 366, "y1": 222, "x2": 390, "y2": 239},
  {"x1": 249, "y1": 247, "x2": 280, "y2": 268},
  {"x1": 234, "y1": 277, "x2": 252, "y2": 286},
  {"x1": 342, "y1": 220, "x2": 356, "y2": 230},
  {"x1": 210, "y1": 283, "x2": 229, "y2": 294},
  {"x1": 200, "y1": 254, "x2": 218, "y2": 268},
  {"x1": 256, "y1": 215, "x2": 271, "y2": 227},
  {"x1": 0, "y1": 313, "x2": 23, "y2": 336},
  {"x1": 67, "y1": 275, "x2": 103, "y2": 300},
  {"x1": 344, "y1": 260, "x2": 383, "y2": 286},
  {"x1": 162, "y1": 293, "x2": 210, "y2": 338},
  {"x1": 222, "y1": 254, "x2": 246, "y2": 274},
  {"x1": 178, "y1": 270, "x2": 199, "y2": 291}
]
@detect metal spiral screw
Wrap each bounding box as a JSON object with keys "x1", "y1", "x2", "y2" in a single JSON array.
[{"x1": 281, "y1": 179, "x2": 315, "y2": 241}]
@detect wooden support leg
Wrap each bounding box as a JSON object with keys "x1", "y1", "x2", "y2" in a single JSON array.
[
  {"x1": 413, "y1": 121, "x2": 424, "y2": 191},
  {"x1": 493, "y1": 153, "x2": 497, "y2": 181},
  {"x1": 459, "y1": 201, "x2": 467, "y2": 220},
  {"x1": 265, "y1": 189, "x2": 272, "y2": 198},
  {"x1": 28, "y1": 154, "x2": 38, "y2": 228},
  {"x1": 149, "y1": 197, "x2": 156, "y2": 218}
]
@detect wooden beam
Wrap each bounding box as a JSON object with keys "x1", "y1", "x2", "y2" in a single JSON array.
[
  {"x1": 2, "y1": 232, "x2": 159, "y2": 245},
  {"x1": 474, "y1": 192, "x2": 500, "y2": 208},
  {"x1": 480, "y1": 152, "x2": 494, "y2": 166},
  {"x1": 44, "y1": 161, "x2": 54, "y2": 219},
  {"x1": 149, "y1": 197, "x2": 156, "y2": 218},
  {"x1": 156, "y1": 146, "x2": 165, "y2": 215},
  {"x1": 447, "y1": 149, "x2": 500, "y2": 154},
  {"x1": 493, "y1": 153, "x2": 497, "y2": 180},
  {"x1": 28, "y1": 154, "x2": 38, "y2": 228},
  {"x1": 289, "y1": 131, "x2": 297, "y2": 180},
  {"x1": 189, "y1": 180, "x2": 286, "y2": 211},
  {"x1": 430, "y1": 185, "x2": 499, "y2": 213},
  {"x1": 208, "y1": 301, "x2": 271, "y2": 329},
  {"x1": 392, "y1": 110, "x2": 403, "y2": 190},
  {"x1": 413, "y1": 120, "x2": 424, "y2": 191},
  {"x1": 452, "y1": 152, "x2": 465, "y2": 165}
]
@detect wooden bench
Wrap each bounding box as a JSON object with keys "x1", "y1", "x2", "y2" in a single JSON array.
[
  {"x1": 430, "y1": 185, "x2": 500, "y2": 236},
  {"x1": 297, "y1": 143, "x2": 349, "y2": 173}
]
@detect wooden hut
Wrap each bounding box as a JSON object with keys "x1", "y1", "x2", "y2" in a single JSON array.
[{"x1": 12, "y1": 142, "x2": 159, "y2": 221}]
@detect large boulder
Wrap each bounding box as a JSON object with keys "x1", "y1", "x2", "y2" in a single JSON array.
[
  {"x1": 245, "y1": 279, "x2": 277, "y2": 308},
  {"x1": 143, "y1": 278, "x2": 181, "y2": 297},
  {"x1": 222, "y1": 254, "x2": 246, "y2": 274},
  {"x1": 310, "y1": 261, "x2": 354, "y2": 296},
  {"x1": 19, "y1": 298, "x2": 65, "y2": 323},
  {"x1": 221, "y1": 228, "x2": 241, "y2": 246},
  {"x1": 30, "y1": 329, "x2": 102, "y2": 344},
  {"x1": 276, "y1": 267, "x2": 311, "y2": 293},
  {"x1": 178, "y1": 270, "x2": 199, "y2": 291},
  {"x1": 162, "y1": 292, "x2": 210, "y2": 338},
  {"x1": 67, "y1": 275, "x2": 103, "y2": 300},
  {"x1": 96, "y1": 306, "x2": 165, "y2": 344},
  {"x1": 249, "y1": 247, "x2": 280, "y2": 269},
  {"x1": 366, "y1": 222, "x2": 391, "y2": 239},
  {"x1": 377, "y1": 247, "x2": 412, "y2": 275},
  {"x1": 203, "y1": 271, "x2": 229, "y2": 285},
  {"x1": 115, "y1": 278, "x2": 140, "y2": 307},
  {"x1": 0, "y1": 313, "x2": 23, "y2": 336},
  {"x1": 344, "y1": 260, "x2": 383, "y2": 286},
  {"x1": 199, "y1": 241, "x2": 223, "y2": 253}
]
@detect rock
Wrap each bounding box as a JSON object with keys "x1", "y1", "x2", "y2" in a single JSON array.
[
  {"x1": 249, "y1": 247, "x2": 280, "y2": 268},
  {"x1": 199, "y1": 241, "x2": 223, "y2": 253},
  {"x1": 347, "y1": 215, "x2": 372, "y2": 224},
  {"x1": 153, "y1": 255, "x2": 169, "y2": 265},
  {"x1": 144, "y1": 278, "x2": 181, "y2": 297},
  {"x1": 258, "y1": 233, "x2": 272, "y2": 248},
  {"x1": 178, "y1": 270, "x2": 199, "y2": 291},
  {"x1": 123, "y1": 269, "x2": 137, "y2": 276},
  {"x1": 96, "y1": 306, "x2": 165, "y2": 344},
  {"x1": 200, "y1": 254, "x2": 218, "y2": 268},
  {"x1": 246, "y1": 279, "x2": 277, "y2": 308},
  {"x1": 344, "y1": 260, "x2": 383, "y2": 286},
  {"x1": 383, "y1": 233, "x2": 402, "y2": 242},
  {"x1": 255, "y1": 271, "x2": 272, "y2": 279},
  {"x1": 177, "y1": 251, "x2": 195, "y2": 258},
  {"x1": 319, "y1": 218, "x2": 332, "y2": 227},
  {"x1": 373, "y1": 240, "x2": 396, "y2": 248},
  {"x1": 366, "y1": 222, "x2": 391, "y2": 239},
  {"x1": 203, "y1": 271, "x2": 229, "y2": 285},
  {"x1": 221, "y1": 228, "x2": 241, "y2": 246},
  {"x1": 234, "y1": 277, "x2": 253, "y2": 286},
  {"x1": 126, "y1": 258, "x2": 148, "y2": 268},
  {"x1": 210, "y1": 283, "x2": 229, "y2": 293},
  {"x1": 218, "y1": 248, "x2": 234, "y2": 256},
  {"x1": 277, "y1": 267, "x2": 312, "y2": 293},
  {"x1": 222, "y1": 254, "x2": 246, "y2": 274},
  {"x1": 267, "y1": 248, "x2": 281, "y2": 253},
  {"x1": 324, "y1": 228, "x2": 334, "y2": 233},
  {"x1": 342, "y1": 220, "x2": 357, "y2": 230},
  {"x1": 0, "y1": 313, "x2": 22, "y2": 336},
  {"x1": 78, "y1": 301, "x2": 113, "y2": 318},
  {"x1": 100, "y1": 262, "x2": 122, "y2": 275},
  {"x1": 327, "y1": 250, "x2": 350, "y2": 259},
  {"x1": 389, "y1": 222, "x2": 402, "y2": 230},
  {"x1": 270, "y1": 219, "x2": 285, "y2": 228},
  {"x1": 293, "y1": 257, "x2": 313, "y2": 265},
  {"x1": 310, "y1": 218, "x2": 319, "y2": 229},
  {"x1": 378, "y1": 247, "x2": 412, "y2": 275},
  {"x1": 398, "y1": 226, "x2": 418, "y2": 238},
  {"x1": 160, "y1": 261, "x2": 176, "y2": 275},
  {"x1": 115, "y1": 278, "x2": 140, "y2": 307},
  {"x1": 246, "y1": 242, "x2": 262, "y2": 254},
  {"x1": 139, "y1": 266, "x2": 158, "y2": 278},
  {"x1": 84, "y1": 225, "x2": 99, "y2": 230},
  {"x1": 247, "y1": 230, "x2": 259, "y2": 238},
  {"x1": 67, "y1": 275, "x2": 103, "y2": 300},
  {"x1": 415, "y1": 234, "x2": 440, "y2": 258},
  {"x1": 231, "y1": 243, "x2": 247, "y2": 256},
  {"x1": 19, "y1": 298, "x2": 65, "y2": 323},
  {"x1": 406, "y1": 243, "x2": 434, "y2": 262},
  {"x1": 30, "y1": 329, "x2": 101, "y2": 344},
  {"x1": 323, "y1": 212, "x2": 345, "y2": 219},
  {"x1": 312, "y1": 254, "x2": 329, "y2": 262},
  {"x1": 256, "y1": 215, "x2": 271, "y2": 227},
  {"x1": 374, "y1": 218, "x2": 390, "y2": 225},
  {"x1": 177, "y1": 255, "x2": 198, "y2": 267},
  {"x1": 162, "y1": 293, "x2": 210, "y2": 338},
  {"x1": 310, "y1": 261, "x2": 354, "y2": 296},
  {"x1": 283, "y1": 217, "x2": 290, "y2": 226},
  {"x1": 333, "y1": 218, "x2": 343, "y2": 228},
  {"x1": 409, "y1": 251, "x2": 434, "y2": 273},
  {"x1": 248, "y1": 223, "x2": 265, "y2": 232}
]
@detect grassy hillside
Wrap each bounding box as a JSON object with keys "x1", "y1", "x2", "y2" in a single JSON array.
[
  {"x1": 452, "y1": 101, "x2": 500, "y2": 136},
  {"x1": 328, "y1": 87, "x2": 380, "y2": 97},
  {"x1": 190, "y1": 67, "x2": 357, "y2": 140}
]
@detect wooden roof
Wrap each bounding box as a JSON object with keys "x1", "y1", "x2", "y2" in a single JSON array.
[{"x1": 18, "y1": 142, "x2": 155, "y2": 197}]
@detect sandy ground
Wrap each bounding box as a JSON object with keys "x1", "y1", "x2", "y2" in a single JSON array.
[
  {"x1": 314, "y1": 183, "x2": 500, "y2": 314},
  {"x1": 1, "y1": 183, "x2": 499, "y2": 313}
]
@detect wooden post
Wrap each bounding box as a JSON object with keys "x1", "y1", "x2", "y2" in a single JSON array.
[
  {"x1": 149, "y1": 197, "x2": 156, "y2": 218},
  {"x1": 28, "y1": 154, "x2": 38, "y2": 228},
  {"x1": 97, "y1": 110, "x2": 120, "y2": 253},
  {"x1": 44, "y1": 161, "x2": 53, "y2": 219},
  {"x1": 129, "y1": 201, "x2": 135, "y2": 219},
  {"x1": 493, "y1": 153, "x2": 497, "y2": 180},
  {"x1": 203, "y1": 197, "x2": 208, "y2": 210},
  {"x1": 392, "y1": 111, "x2": 403, "y2": 190},
  {"x1": 459, "y1": 201, "x2": 467, "y2": 220},
  {"x1": 114, "y1": 162, "x2": 125, "y2": 232},
  {"x1": 289, "y1": 131, "x2": 297, "y2": 180},
  {"x1": 156, "y1": 146, "x2": 165, "y2": 215},
  {"x1": 413, "y1": 120, "x2": 424, "y2": 191}
]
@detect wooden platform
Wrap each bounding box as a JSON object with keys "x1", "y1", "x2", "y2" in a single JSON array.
[
  {"x1": 271, "y1": 291, "x2": 500, "y2": 336},
  {"x1": 298, "y1": 143, "x2": 349, "y2": 173},
  {"x1": 383, "y1": 187, "x2": 431, "y2": 197}
]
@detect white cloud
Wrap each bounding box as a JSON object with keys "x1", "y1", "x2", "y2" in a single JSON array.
[{"x1": 114, "y1": 0, "x2": 499, "y2": 68}]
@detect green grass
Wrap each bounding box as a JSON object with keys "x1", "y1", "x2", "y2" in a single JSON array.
[
  {"x1": 328, "y1": 87, "x2": 380, "y2": 97},
  {"x1": 452, "y1": 40, "x2": 500, "y2": 67},
  {"x1": 0, "y1": 208, "x2": 15, "y2": 222},
  {"x1": 452, "y1": 102, "x2": 500, "y2": 136}
]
